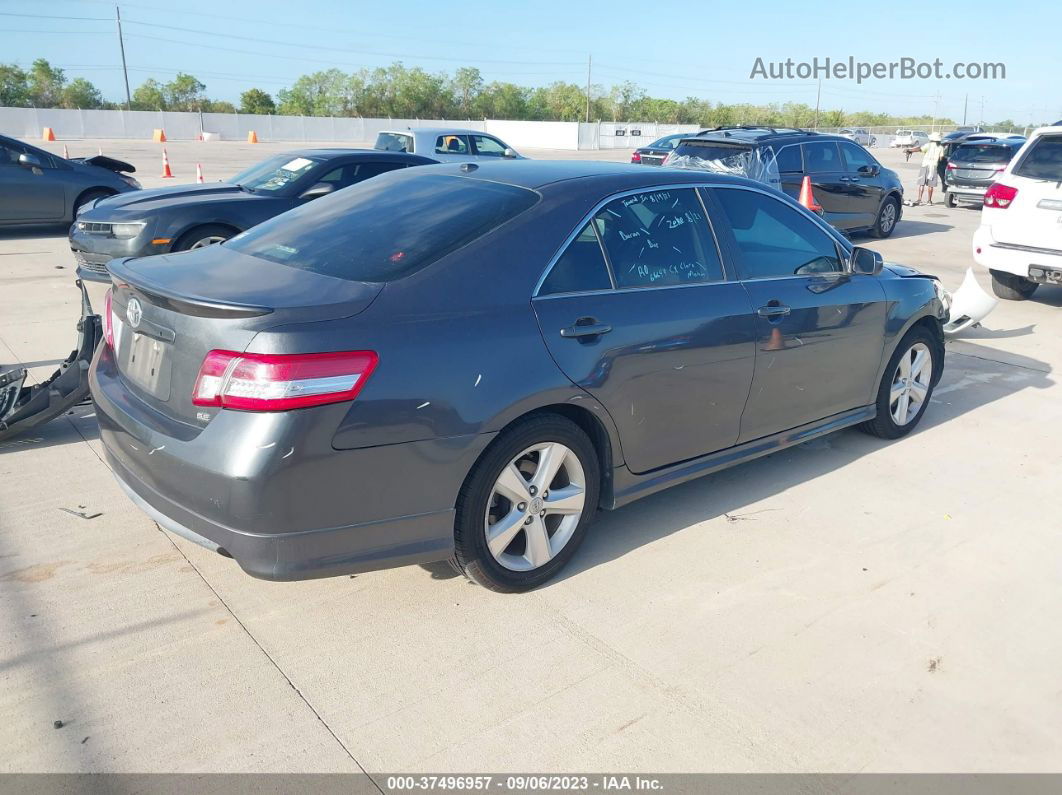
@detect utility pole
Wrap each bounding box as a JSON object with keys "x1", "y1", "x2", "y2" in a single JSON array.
[
  {"x1": 585, "y1": 54, "x2": 592, "y2": 123},
  {"x1": 980, "y1": 96, "x2": 985, "y2": 126},
  {"x1": 813, "y1": 77, "x2": 821, "y2": 128},
  {"x1": 963, "y1": 93, "x2": 968, "y2": 126},
  {"x1": 116, "y1": 5, "x2": 132, "y2": 110}
]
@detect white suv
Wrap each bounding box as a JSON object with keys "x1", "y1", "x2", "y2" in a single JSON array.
[{"x1": 973, "y1": 125, "x2": 1062, "y2": 300}]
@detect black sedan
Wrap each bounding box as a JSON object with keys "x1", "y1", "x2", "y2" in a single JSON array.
[
  {"x1": 71, "y1": 149, "x2": 436, "y2": 282},
  {"x1": 0, "y1": 133, "x2": 139, "y2": 227},
  {"x1": 631, "y1": 133, "x2": 694, "y2": 165},
  {"x1": 91, "y1": 161, "x2": 946, "y2": 592}
]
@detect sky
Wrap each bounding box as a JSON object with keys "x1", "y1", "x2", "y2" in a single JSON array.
[{"x1": 2, "y1": 0, "x2": 1059, "y2": 124}]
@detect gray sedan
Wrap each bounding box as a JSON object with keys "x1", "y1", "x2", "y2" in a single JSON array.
[
  {"x1": 0, "y1": 133, "x2": 140, "y2": 226},
  {"x1": 374, "y1": 127, "x2": 524, "y2": 161},
  {"x1": 91, "y1": 161, "x2": 947, "y2": 592}
]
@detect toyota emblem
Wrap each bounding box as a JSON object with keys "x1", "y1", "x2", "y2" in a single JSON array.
[{"x1": 126, "y1": 297, "x2": 143, "y2": 329}]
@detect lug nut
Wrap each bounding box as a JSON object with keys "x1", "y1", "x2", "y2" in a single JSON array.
[
  {"x1": 529, "y1": 486, "x2": 538, "y2": 496},
  {"x1": 543, "y1": 491, "x2": 549, "y2": 498},
  {"x1": 524, "y1": 516, "x2": 533, "y2": 525},
  {"x1": 540, "y1": 510, "x2": 546, "y2": 517},
  {"x1": 518, "y1": 502, "x2": 527, "y2": 511}
]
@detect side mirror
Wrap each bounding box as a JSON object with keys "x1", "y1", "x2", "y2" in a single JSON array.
[
  {"x1": 18, "y1": 152, "x2": 42, "y2": 169},
  {"x1": 503, "y1": 148, "x2": 516, "y2": 158},
  {"x1": 851, "y1": 246, "x2": 884, "y2": 276},
  {"x1": 858, "y1": 164, "x2": 880, "y2": 177},
  {"x1": 298, "y1": 182, "x2": 335, "y2": 200}
]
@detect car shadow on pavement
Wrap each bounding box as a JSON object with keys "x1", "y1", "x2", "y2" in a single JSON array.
[
  {"x1": 0, "y1": 225, "x2": 69, "y2": 241},
  {"x1": 879, "y1": 219, "x2": 953, "y2": 240},
  {"x1": 551, "y1": 341, "x2": 1052, "y2": 586}
]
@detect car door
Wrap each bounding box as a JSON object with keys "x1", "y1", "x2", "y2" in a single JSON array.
[
  {"x1": 705, "y1": 185, "x2": 887, "y2": 442},
  {"x1": 838, "y1": 142, "x2": 885, "y2": 227},
  {"x1": 802, "y1": 141, "x2": 852, "y2": 229},
  {"x1": 0, "y1": 139, "x2": 65, "y2": 222},
  {"x1": 532, "y1": 187, "x2": 757, "y2": 474}
]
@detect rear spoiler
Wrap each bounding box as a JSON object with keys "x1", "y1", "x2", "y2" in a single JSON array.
[
  {"x1": 75, "y1": 154, "x2": 136, "y2": 174},
  {"x1": 109, "y1": 259, "x2": 273, "y2": 319}
]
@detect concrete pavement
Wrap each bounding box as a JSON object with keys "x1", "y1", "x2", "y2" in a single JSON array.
[{"x1": 1, "y1": 141, "x2": 1060, "y2": 775}]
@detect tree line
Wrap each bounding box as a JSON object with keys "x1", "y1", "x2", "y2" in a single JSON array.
[{"x1": 1, "y1": 57, "x2": 1027, "y2": 131}]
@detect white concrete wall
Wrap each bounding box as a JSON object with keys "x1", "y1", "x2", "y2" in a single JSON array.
[{"x1": 484, "y1": 119, "x2": 579, "y2": 151}]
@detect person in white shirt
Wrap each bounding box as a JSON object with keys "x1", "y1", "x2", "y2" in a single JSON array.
[{"x1": 909, "y1": 132, "x2": 946, "y2": 205}]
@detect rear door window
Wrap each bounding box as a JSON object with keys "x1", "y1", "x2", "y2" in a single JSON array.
[
  {"x1": 773, "y1": 145, "x2": 802, "y2": 173},
  {"x1": 712, "y1": 187, "x2": 844, "y2": 279},
  {"x1": 593, "y1": 189, "x2": 725, "y2": 289},
  {"x1": 374, "y1": 132, "x2": 413, "y2": 153},
  {"x1": 539, "y1": 223, "x2": 612, "y2": 295},
  {"x1": 227, "y1": 173, "x2": 539, "y2": 282},
  {"x1": 803, "y1": 142, "x2": 842, "y2": 173},
  {"x1": 435, "y1": 135, "x2": 471, "y2": 155},
  {"x1": 1012, "y1": 136, "x2": 1062, "y2": 180}
]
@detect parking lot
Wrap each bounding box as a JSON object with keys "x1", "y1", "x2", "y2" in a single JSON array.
[{"x1": 2, "y1": 140, "x2": 1060, "y2": 774}]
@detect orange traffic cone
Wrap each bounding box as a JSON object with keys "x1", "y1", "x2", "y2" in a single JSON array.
[
  {"x1": 160, "y1": 148, "x2": 174, "y2": 178},
  {"x1": 247, "y1": 130, "x2": 258, "y2": 144},
  {"x1": 798, "y1": 175, "x2": 823, "y2": 214},
  {"x1": 764, "y1": 327, "x2": 785, "y2": 351},
  {"x1": 42, "y1": 127, "x2": 56, "y2": 141},
  {"x1": 62, "y1": 144, "x2": 69, "y2": 159},
  {"x1": 152, "y1": 128, "x2": 167, "y2": 142},
  {"x1": 196, "y1": 163, "x2": 204, "y2": 184}
]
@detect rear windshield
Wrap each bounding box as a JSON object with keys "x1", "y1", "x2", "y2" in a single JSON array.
[
  {"x1": 226, "y1": 173, "x2": 539, "y2": 282},
  {"x1": 374, "y1": 132, "x2": 413, "y2": 153},
  {"x1": 951, "y1": 144, "x2": 1015, "y2": 164},
  {"x1": 1012, "y1": 136, "x2": 1062, "y2": 181}
]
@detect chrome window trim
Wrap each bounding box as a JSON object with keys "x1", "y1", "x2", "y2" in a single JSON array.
[{"x1": 531, "y1": 182, "x2": 732, "y2": 299}]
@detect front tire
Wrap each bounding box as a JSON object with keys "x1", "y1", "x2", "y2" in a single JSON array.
[
  {"x1": 454, "y1": 415, "x2": 600, "y2": 592},
  {"x1": 990, "y1": 269, "x2": 1038, "y2": 301},
  {"x1": 869, "y1": 196, "x2": 899, "y2": 238},
  {"x1": 859, "y1": 326, "x2": 941, "y2": 439},
  {"x1": 174, "y1": 224, "x2": 236, "y2": 251}
]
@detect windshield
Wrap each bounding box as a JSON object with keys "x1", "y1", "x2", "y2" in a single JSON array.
[
  {"x1": 375, "y1": 132, "x2": 413, "y2": 153},
  {"x1": 227, "y1": 172, "x2": 539, "y2": 282},
  {"x1": 230, "y1": 154, "x2": 322, "y2": 193},
  {"x1": 667, "y1": 140, "x2": 780, "y2": 187},
  {"x1": 951, "y1": 144, "x2": 1015, "y2": 164},
  {"x1": 1012, "y1": 136, "x2": 1062, "y2": 181}
]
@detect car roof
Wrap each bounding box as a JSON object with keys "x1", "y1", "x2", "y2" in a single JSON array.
[
  {"x1": 676, "y1": 127, "x2": 850, "y2": 146},
  {"x1": 409, "y1": 159, "x2": 766, "y2": 193},
  {"x1": 278, "y1": 147, "x2": 426, "y2": 159},
  {"x1": 381, "y1": 128, "x2": 485, "y2": 137}
]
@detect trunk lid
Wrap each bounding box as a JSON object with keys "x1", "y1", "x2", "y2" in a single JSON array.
[{"x1": 107, "y1": 245, "x2": 382, "y2": 426}]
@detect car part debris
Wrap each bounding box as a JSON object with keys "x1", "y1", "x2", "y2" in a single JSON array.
[
  {"x1": 943, "y1": 267, "x2": 998, "y2": 336},
  {"x1": 0, "y1": 281, "x2": 102, "y2": 442},
  {"x1": 59, "y1": 507, "x2": 103, "y2": 520}
]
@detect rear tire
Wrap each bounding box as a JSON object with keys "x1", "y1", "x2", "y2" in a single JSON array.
[
  {"x1": 869, "y1": 196, "x2": 899, "y2": 238},
  {"x1": 859, "y1": 325, "x2": 941, "y2": 440},
  {"x1": 173, "y1": 224, "x2": 236, "y2": 251},
  {"x1": 990, "y1": 269, "x2": 1038, "y2": 301},
  {"x1": 454, "y1": 414, "x2": 600, "y2": 593},
  {"x1": 945, "y1": 192, "x2": 958, "y2": 208}
]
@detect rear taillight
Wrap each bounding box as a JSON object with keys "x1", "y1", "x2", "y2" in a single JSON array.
[
  {"x1": 984, "y1": 182, "x2": 1018, "y2": 209},
  {"x1": 103, "y1": 288, "x2": 115, "y2": 348},
  {"x1": 192, "y1": 350, "x2": 378, "y2": 411},
  {"x1": 946, "y1": 162, "x2": 957, "y2": 170},
  {"x1": 631, "y1": 151, "x2": 641, "y2": 163}
]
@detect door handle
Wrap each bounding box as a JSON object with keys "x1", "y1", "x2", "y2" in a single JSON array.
[
  {"x1": 560, "y1": 318, "x2": 612, "y2": 339},
  {"x1": 756, "y1": 303, "x2": 791, "y2": 319}
]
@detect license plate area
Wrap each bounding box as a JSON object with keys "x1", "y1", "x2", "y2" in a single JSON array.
[
  {"x1": 120, "y1": 331, "x2": 172, "y2": 400},
  {"x1": 1030, "y1": 266, "x2": 1062, "y2": 284}
]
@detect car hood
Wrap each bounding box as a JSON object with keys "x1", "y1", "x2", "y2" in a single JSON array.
[
  {"x1": 86, "y1": 183, "x2": 263, "y2": 217},
  {"x1": 71, "y1": 154, "x2": 136, "y2": 174}
]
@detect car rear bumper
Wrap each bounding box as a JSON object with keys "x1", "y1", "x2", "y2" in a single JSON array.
[
  {"x1": 946, "y1": 184, "x2": 989, "y2": 200},
  {"x1": 90, "y1": 343, "x2": 492, "y2": 581},
  {"x1": 973, "y1": 225, "x2": 1062, "y2": 279}
]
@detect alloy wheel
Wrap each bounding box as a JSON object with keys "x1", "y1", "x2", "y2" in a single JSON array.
[
  {"x1": 890, "y1": 342, "x2": 932, "y2": 425},
  {"x1": 189, "y1": 235, "x2": 228, "y2": 249},
  {"x1": 484, "y1": 442, "x2": 586, "y2": 572},
  {"x1": 880, "y1": 202, "x2": 897, "y2": 234}
]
